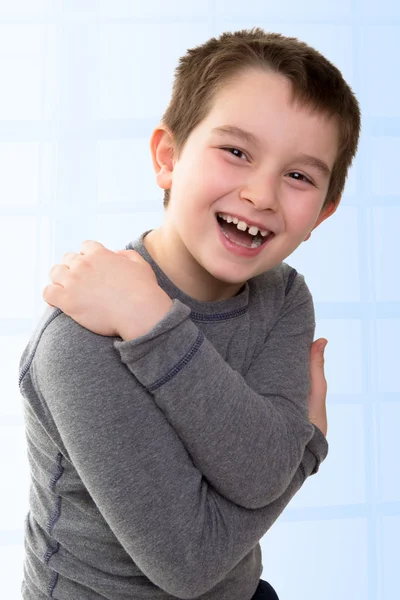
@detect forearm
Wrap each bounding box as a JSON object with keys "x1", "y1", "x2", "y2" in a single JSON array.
[
  {"x1": 28, "y1": 310, "x2": 313, "y2": 599},
  {"x1": 114, "y1": 298, "x2": 327, "y2": 509}
]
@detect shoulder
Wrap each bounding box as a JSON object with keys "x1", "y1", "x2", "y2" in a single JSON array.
[
  {"x1": 249, "y1": 261, "x2": 311, "y2": 304},
  {"x1": 19, "y1": 305, "x2": 118, "y2": 387},
  {"x1": 247, "y1": 262, "x2": 314, "y2": 330}
]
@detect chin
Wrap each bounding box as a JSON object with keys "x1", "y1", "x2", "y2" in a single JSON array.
[{"x1": 204, "y1": 263, "x2": 248, "y2": 286}]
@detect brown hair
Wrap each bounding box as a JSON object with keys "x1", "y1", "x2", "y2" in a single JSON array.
[{"x1": 160, "y1": 27, "x2": 361, "y2": 211}]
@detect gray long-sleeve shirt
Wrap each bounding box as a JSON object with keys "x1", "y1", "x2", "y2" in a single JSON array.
[{"x1": 18, "y1": 229, "x2": 328, "y2": 600}]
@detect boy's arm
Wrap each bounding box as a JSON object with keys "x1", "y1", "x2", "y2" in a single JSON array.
[
  {"x1": 24, "y1": 311, "x2": 316, "y2": 599},
  {"x1": 113, "y1": 271, "x2": 328, "y2": 510}
]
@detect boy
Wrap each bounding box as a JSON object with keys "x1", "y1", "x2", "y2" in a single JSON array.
[{"x1": 19, "y1": 28, "x2": 360, "y2": 600}]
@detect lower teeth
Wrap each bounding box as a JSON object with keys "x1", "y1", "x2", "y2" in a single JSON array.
[{"x1": 220, "y1": 226, "x2": 264, "y2": 249}]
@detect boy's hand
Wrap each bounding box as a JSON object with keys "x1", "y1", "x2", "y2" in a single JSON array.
[
  {"x1": 43, "y1": 240, "x2": 173, "y2": 340},
  {"x1": 308, "y1": 339, "x2": 328, "y2": 437}
]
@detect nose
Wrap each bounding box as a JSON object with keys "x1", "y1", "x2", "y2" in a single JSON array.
[{"x1": 240, "y1": 172, "x2": 279, "y2": 212}]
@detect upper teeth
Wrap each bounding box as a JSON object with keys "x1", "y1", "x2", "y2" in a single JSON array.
[{"x1": 217, "y1": 213, "x2": 270, "y2": 237}]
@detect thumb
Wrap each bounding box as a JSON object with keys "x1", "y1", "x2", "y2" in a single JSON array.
[
  {"x1": 308, "y1": 339, "x2": 328, "y2": 436},
  {"x1": 313, "y1": 338, "x2": 328, "y2": 369},
  {"x1": 115, "y1": 249, "x2": 141, "y2": 260}
]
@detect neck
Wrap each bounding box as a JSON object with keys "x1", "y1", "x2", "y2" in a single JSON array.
[{"x1": 143, "y1": 227, "x2": 244, "y2": 302}]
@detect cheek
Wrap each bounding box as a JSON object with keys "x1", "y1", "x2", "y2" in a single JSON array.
[
  {"x1": 204, "y1": 155, "x2": 240, "y2": 195},
  {"x1": 173, "y1": 152, "x2": 237, "y2": 208},
  {"x1": 281, "y1": 187, "x2": 323, "y2": 228},
  {"x1": 174, "y1": 156, "x2": 210, "y2": 194}
]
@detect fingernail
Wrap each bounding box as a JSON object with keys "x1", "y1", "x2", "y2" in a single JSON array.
[{"x1": 320, "y1": 341, "x2": 328, "y2": 352}]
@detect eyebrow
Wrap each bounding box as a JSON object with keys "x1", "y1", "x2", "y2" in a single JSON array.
[
  {"x1": 211, "y1": 124, "x2": 332, "y2": 178},
  {"x1": 292, "y1": 153, "x2": 332, "y2": 178},
  {"x1": 211, "y1": 125, "x2": 261, "y2": 148}
]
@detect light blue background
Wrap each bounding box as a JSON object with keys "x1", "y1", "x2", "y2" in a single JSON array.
[{"x1": 1, "y1": 1, "x2": 398, "y2": 599}]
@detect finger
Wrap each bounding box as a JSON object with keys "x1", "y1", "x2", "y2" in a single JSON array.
[
  {"x1": 42, "y1": 282, "x2": 64, "y2": 307},
  {"x1": 318, "y1": 339, "x2": 328, "y2": 353},
  {"x1": 312, "y1": 338, "x2": 328, "y2": 352},
  {"x1": 311, "y1": 339, "x2": 328, "y2": 369},
  {"x1": 61, "y1": 252, "x2": 80, "y2": 267},
  {"x1": 80, "y1": 240, "x2": 105, "y2": 254},
  {"x1": 49, "y1": 263, "x2": 69, "y2": 284},
  {"x1": 309, "y1": 342, "x2": 327, "y2": 390},
  {"x1": 309, "y1": 341, "x2": 328, "y2": 394}
]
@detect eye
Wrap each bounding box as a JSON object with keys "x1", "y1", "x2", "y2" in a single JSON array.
[
  {"x1": 287, "y1": 172, "x2": 314, "y2": 185},
  {"x1": 221, "y1": 147, "x2": 248, "y2": 161}
]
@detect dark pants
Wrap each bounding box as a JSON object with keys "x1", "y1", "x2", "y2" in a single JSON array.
[{"x1": 250, "y1": 578, "x2": 280, "y2": 600}]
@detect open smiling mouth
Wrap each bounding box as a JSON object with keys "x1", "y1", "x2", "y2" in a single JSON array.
[{"x1": 216, "y1": 214, "x2": 275, "y2": 249}]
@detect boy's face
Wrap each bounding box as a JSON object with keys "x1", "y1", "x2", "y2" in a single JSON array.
[{"x1": 150, "y1": 68, "x2": 340, "y2": 301}]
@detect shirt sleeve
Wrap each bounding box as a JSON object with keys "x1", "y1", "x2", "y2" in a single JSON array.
[
  {"x1": 113, "y1": 271, "x2": 329, "y2": 510},
  {"x1": 28, "y1": 311, "x2": 317, "y2": 599}
]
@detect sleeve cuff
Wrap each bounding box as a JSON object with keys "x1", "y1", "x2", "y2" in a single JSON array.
[
  {"x1": 300, "y1": 424, "x2": 329, "y2": 481},
  {"x1": 113, "y1": 298, "x2": 200, "y2": 390}
]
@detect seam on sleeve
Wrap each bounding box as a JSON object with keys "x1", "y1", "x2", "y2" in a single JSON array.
[
  {"x1": 48, "y1": 572, "x2": 59, "y2": 597},
  {"x1": 148, "y1": 331, "x2": 205, "y2": 392},
  {"x1": 18, "y1": 307, "x2": 63, "y2": 387},
  {"x1": 284, "y1": 267, "x2": 298, "y2": 297}
]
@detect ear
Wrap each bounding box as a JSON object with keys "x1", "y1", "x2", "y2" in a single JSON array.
[
  {"x1": 304, "y1": 197, "x2": 341, "y2": 241},
  {"x1": 150, "y1": 125, "x2": 176, "y2": 190}
]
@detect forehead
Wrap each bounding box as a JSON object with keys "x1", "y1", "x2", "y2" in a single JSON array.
[{"x1": 200, "y1": 69, "x2": 339, "y2": 164}]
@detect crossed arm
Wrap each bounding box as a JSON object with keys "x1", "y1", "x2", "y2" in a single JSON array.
[{"x1": 27, "y1": 268, "x2": 328, "y2": 598}]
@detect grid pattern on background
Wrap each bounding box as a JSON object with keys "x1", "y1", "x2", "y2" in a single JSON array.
[{"x1": 1, "y1": 1, "x2": 399, "y2": 599}]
